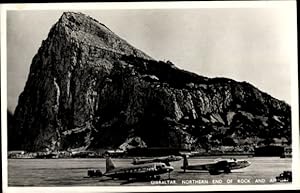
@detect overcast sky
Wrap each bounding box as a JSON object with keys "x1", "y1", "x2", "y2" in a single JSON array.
[{"x1": 6, "y1": 8, "x2": 296, "y2": 112}]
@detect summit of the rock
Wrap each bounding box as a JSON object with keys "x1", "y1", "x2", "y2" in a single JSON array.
[{"x1": 51, "y1": 11, "x2": 152, "y2": 60}]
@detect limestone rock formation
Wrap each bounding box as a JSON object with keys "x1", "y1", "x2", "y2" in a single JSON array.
[{"x1": 10, "y1": 12, "x2": 291, "y2": 152}]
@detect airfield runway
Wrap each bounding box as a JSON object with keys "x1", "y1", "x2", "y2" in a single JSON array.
[{"x1": 8, "y1": 157, "x2": 291, "y2": 186}]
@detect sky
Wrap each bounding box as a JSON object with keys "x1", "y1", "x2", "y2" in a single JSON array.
[{"x1": 6, "y1": 7, "x2": 297, "y2": 112}]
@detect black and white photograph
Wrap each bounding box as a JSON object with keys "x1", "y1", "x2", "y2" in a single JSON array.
[{"x1": 1, "y1": 1, "x2": 299, "y2": 192}]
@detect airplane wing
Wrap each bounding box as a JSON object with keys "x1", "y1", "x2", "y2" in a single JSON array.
[
  {"x1": 205, "y1": 160, "x2": 229, "y2": 169},
  {"x1": 163, "y1": 161, "x2": 171, "y2": 166},
  {"x1": 205, "y1": 160, "x2": 231, "y2": 174}
]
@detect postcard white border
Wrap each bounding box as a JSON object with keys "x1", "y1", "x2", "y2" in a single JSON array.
[{"x1": 1, "y1": 1, "x2": 299, "y2": 192}]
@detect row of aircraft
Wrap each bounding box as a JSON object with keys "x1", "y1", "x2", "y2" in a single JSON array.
[{"x1": 87, "y1": 154, "x2": 251, "y2": 181}]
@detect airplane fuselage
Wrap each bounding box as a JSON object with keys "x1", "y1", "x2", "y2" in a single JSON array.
[
  {"x1": 105, "y1": 162, "x2": 174, "y2": 180},
  {"x1": 181, "y1": 157, "x2": 251, "y2": 174}
]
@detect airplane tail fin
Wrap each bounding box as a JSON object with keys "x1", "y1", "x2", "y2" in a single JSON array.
[
  {"x1": 106, "y1": 157, "x2": 115, "y2": 173},
  {"x1": 183, "y1": 154, "x2": 189, "y2": 169},
  {"x1": 132, "y1": 157, "x2": 140, "y2": 164}
]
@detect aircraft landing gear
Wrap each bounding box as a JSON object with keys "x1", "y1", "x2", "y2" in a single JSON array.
[
  {"x1": 147, "y1": 175, "x2": 160, "y2": 180},
  {"x1": 149, "y1": 175, "x2": 160, "y2": 180},
  {"x1": 224, "y1": 168, "x2": 231, "y2": 174},
  {"x1": 209, "y1": 170, "x2": 220, "y2": 175},
  {"x1": 87, "y1": 169, "x2": 103, "y2": 177}
]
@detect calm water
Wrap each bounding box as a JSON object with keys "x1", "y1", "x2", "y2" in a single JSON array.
[{"x1": 8, "y1": 157, "x2": 291, "y2": 186}]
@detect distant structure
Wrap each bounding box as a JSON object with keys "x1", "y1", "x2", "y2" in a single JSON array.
[
  {"x1": 281, "y1": 146, "x2": 292, "y2": 158},
  {"x1": 104, "y1": 149, "x2": 125, "y2": 157},
  {"x1": 71, "y1": 150, "x2": 98, "y2": 158},
  {"x1": 8, "y1": 150, "x2": 25, "y2": 158}
]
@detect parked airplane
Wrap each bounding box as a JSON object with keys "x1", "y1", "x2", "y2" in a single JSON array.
[
  {"x1": 88, "y1": 157, "x2": 174, "y2": 180},
  {"x1": 132, "y1": 155, "x2": 182, "y2": 166},
  {"x1": 181, "y1": 155, "x2": 251, "y2": 175}
]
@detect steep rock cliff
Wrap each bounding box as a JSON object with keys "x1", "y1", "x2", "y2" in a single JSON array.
[{"x1": 11, "y1": 12, "x2": 291, "y2": 152}]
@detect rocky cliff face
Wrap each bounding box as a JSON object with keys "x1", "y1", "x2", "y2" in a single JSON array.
[{"x1": 10, "y1": 12, "x2": 291, "y2": 152}]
